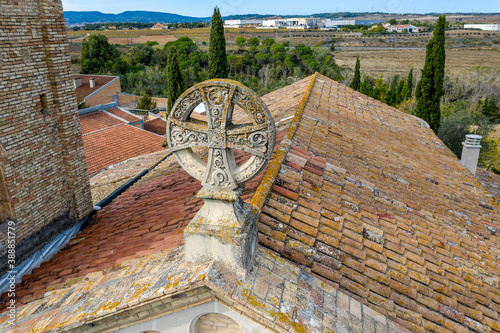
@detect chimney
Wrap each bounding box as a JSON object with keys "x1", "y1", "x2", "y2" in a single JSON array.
[
  {"x1": 89, "y1": 78, "x2": 95, "y2": 88},
  {"x1": 73, "y1": 77, "x2": 82, "y2": 89},
  {"x1": 461, "y1": 134, "x2": 482, "y2": 175}
]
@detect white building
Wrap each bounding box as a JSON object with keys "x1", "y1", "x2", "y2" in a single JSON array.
[
  {"x1": 285, "y1": 18, "x2": 322, "y2": 29},
  {"x1": 324, "y1": 19, "x2": 382, "y2": 29},
  {"x1": 386, "y1": 24, "x2": 419, "y2": 33},
  {"x1": 223, "y1": 19, "x2": 263, "y2": 28},
  {"x1": 464, "y1": 24, "x2": 500, "y2": 31},
  {"x1": 262, "y1": 19, "x2": 287, "y2": 28}
]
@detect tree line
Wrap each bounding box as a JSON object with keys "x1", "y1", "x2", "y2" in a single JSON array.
[{"x1": 78, "y1": 11, "x2": 499, "y2": 172}]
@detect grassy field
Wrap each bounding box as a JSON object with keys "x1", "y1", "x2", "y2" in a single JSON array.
[{"x1": 334, "y1": 48, "x2": 500, "y2": 77}]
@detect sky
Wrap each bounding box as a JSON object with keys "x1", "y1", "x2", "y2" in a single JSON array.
[{"x1": 61, "y1": 0, "x2": 498, "y2": 17}]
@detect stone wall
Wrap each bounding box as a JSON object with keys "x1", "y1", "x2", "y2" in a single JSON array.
[
  {"x1": 0, "y1": 0, "x2": 93, "y2": 272},
  {"x1": 85, "y1": 78, "x2": 121, "y2": 107}
]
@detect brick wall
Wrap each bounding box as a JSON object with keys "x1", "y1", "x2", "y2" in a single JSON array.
[
  {"x1": 194, "y1": 313, "x2": 242, "y2": 333},
  {"x1": 0, "y1": 0, "x2": 93, "y2": 272},
  {"x1": 117, "y1": 93, "x2": 139, "y2": 106},
  {"x1": 85, "y1": 78, "x2": 121, "y2": 107}
]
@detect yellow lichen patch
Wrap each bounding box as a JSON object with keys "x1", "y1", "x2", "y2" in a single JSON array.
[
  {"x1": 291, "y1": 320, "x2": 308, "y2": 333},
  {"x1": 128, "y1": 283, "x2": 151, "y2": 303},
  {"x1": 164, "y1": 276, "x2": 183, "y2": 290},
  {"x1": 276, "y1": 311, "x2": 292, "y2": 326},
  {"x1": 94, "y1": 301, "x2": 121, "y2": 315}
]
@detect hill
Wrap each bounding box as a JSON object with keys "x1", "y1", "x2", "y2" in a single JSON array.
[{"x1": 64, "y1": 11, "x2": 210, "y2": 25}]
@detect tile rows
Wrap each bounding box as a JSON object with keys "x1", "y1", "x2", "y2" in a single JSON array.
[
  {"x1": 257, "y1": 75, "x2": 500, "y2": 333},
  {"x1": 82, "y1": 124, "x2": 166, "y2": 176}
]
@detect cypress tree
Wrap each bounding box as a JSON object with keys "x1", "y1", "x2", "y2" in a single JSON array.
[
  {"x1": 403, "y1": 68, "x2": 413, "y2": 101},
  {"x1": 415, "y1": 15, "x2": 446, "y2": 132},
  {"x1": 349, "y1": 56, "x2": 361, "y2": 91},
  {"x1": 208, "y1": 7, "x2": 228, "y2": 78},
  {"x1": 167, "y1": 48, "x2": 183, "y2": 115}
]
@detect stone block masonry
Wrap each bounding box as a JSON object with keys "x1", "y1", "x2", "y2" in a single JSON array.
[{"x1": 0, "y1": 0, "x2": 93, "y2": 273}]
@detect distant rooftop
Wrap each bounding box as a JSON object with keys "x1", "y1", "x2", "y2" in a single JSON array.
[
  {"x1": 72, "y1": 74, "x2": 117, "y2": 103},
  {"x1": 143, "y1": 117, "x2": 167, "y2": 136},
  {"x1": 79, "y1": 110, "x2": 126, "y2": 134},
  {"x1": 83, "y1": 124, "x2": 166, "y2": 176}
]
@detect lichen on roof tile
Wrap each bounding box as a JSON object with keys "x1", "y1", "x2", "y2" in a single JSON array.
[{"x1": 255, "y1": 74, "x2": 500, "y2": 333}]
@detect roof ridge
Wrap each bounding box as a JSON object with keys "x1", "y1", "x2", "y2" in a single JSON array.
[{"x1": 251, "y1": 72, "x2": 318, "y2": 211}]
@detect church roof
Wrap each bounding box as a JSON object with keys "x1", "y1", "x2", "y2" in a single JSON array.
[{"x1": 2, "y1": 74, "x2": 499, "y2": 333}]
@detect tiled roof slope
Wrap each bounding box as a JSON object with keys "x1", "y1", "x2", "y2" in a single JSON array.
[
  {"x1": 106, "y1": 107, "x2": 142, "y2": 123},
  {"x1": 256, "y1": 74, "x2": 500, "y2": 333},
  {"x1": 0, "y1": 246, "x2": 409, "y2": 333},
  {"x1": 476, "y1": 168, "x2": 500, "y2": 203},
  {"x1": 0, "y1": 77, "x2": 315, "y2": 322},
  {"x1": 144, "y1": 117, "x2": 167, "y2": 136},
  {"x1": 89, "y1": 150, "x2": 168, "y2": 205},
  {"x1": 79, "y1": 111, "x2": 126, "y2": 134},
  {"x1": 82, "y1": 124, "x2": 166, "y2": 176}
]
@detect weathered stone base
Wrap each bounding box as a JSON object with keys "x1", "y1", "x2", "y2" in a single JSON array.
[{"x1": 184, "y1": 197, "x2": 258, "y2": 273}]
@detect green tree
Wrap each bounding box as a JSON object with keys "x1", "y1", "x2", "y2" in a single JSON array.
[
  {"x1": 262, "y1": 38, "x2": 275, "y2": 49},
  {"x1": 136, "y1": 94, "x2": 157, "y2": 111},
  {"x1": 482, "y1": 96, "x2": 499, "y2": 123},
  {"x1": 167, "y1": 48, "x2": 183, "y2": 114},
  {"x1": 349, "y1": 56, "x2": 361, "y2": 91},
  {"x1": 247, "y1": 37, "x2": 260, "y2": 47},
  {"x1": 360, "y1": 77, "x2": 373, "y2": 97},
  {"x1": 80, "y1": 34, "x2": 119, "y2": 74},
  {"x1": 402, "y1": 68, "x2": 413, "y2": 101},
  {"x1": 235, "y1": 36, "x2": 246, "y2": 48},
  {"x1": 208, "y1": 7, "x2": 228, "y2": 78},
  {"x1": 415, "y1": 15, "x2": 446, "y2": 132}
]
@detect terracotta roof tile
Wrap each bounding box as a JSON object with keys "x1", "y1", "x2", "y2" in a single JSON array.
[
  {"x1": 0, "y1": 135, "x2": 285, "y2": 313},
  {"x1": 106, "y1": 107, "x2": 142, "y2": 123},
  {"x1": 73, "y1": 75, "x2": 116, "y2": 102},
  {"x1": 82, "y1": 124, "x2": 166, "y2": 176},
  {"x1": 0, "y1": 76, "x2": 314, "y2": 315},
  {"x1": 79, "y1": 111, "x2": 126, "y2": 134},
  {"x1": 476, "y1": 168, "x2": 500, "y2": 203},
  {"x1": 143, "y1": 117, "x2": 167, "y2": 136},
  {"x1": 255, "y1": 74, "x2": 500, "y2": 333}
]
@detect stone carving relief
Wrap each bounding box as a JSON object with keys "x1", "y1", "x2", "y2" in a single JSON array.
[{"x1": 167, "y1": 80, "x2": 276, "y2": 189}]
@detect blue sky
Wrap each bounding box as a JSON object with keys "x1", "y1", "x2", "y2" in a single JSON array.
[{"x1": 61, "y1": 0, "x2": 498, "y2": 17}]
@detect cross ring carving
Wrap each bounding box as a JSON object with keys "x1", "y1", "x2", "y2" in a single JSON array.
[{"x1": 167, "y1": 79, "x2": 276, "y2": 190}]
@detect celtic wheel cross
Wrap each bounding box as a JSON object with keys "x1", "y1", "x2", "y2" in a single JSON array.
[
  {"x1": 167, "y1": 79, "x2": 275, "y2": 272},
  {"x1": 167, "y1": 79, "x2": 276, "y2": 195}
]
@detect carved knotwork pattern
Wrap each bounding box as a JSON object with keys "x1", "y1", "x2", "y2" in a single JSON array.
[
  {"x1": 167, "y1": 79, "x2": 276, "y2": 188},
  {"x1": 174, "y1": 89, "x2": 202, "y2": 119},
  {"x1": 170, "y1": 126, "x2": 208, "y2": 148}
]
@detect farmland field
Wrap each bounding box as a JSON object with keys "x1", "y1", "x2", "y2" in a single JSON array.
[
  {"x1": 67, "y1": 27, "x2": 500, "y2": 78},
  {"x1": 333, "y1": 48, "x2": 500, "y2": 77}
]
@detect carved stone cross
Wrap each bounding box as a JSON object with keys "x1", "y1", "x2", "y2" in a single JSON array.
[
  {"x1": 167, "y1": 79, "x2": 275, "y2": 193},
  {"x1": 167, "y1": 79, "x2": 276, "y2": 272}
]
